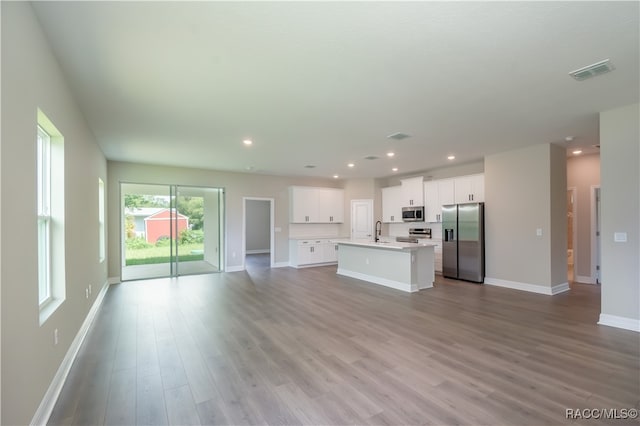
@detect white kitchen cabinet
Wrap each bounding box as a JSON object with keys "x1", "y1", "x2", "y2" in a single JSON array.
[
  {"x1": 318, "y1": 188, "x2": 344, "y2": 223},
  {"x1": 289, "y1": 186, "x2": 344, "y2": 223},
  {"x1": 432, "y1": 238, "x2": 443, "y2": 273},
  {"x1": 323, "y1": 241, "x2": 339, "y2": 263},
  {"x1": 438, "y1": 178, "x2": 455, "y2": 206},
  {"x1": 381, "y1": 186, "x2": 403, "y2": 223},
  {"x1": 424, "y1": 181, "x2": 440, "y2": 223},
  {"x1": 400, "y1": 176, "x2": 424, "y2": 207},
  {"x1": 454, "y1": 174, "x2": 484, "y2": 204},
  {"x1": 424, "y1": 179, "x2": 455, "y2": 222},
  {"x1": 289, "y1": 239, "x2": 339, "y2": 267}
]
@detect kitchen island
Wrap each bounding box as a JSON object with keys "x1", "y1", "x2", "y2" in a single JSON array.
[{"x1": 333, "y1": 239, "x2": 437, "y2": 292}]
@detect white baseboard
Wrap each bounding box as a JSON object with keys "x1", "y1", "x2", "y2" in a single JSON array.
[
  {"x1": 272, "y1": 261, "x2": 289, "y2": 268},
  {"x1": 107, "y1": 276, "x2": 120, "y2": 285},
  {"x1": 484, "y1": 277, "x2": 570, "y2": 295},
  {"x1": 575, "y1": 275, "x2": 597, "y2": 284},
  {"x1": 337, "y1": 268, "x2": 420, "y2": 293},
  {"x1": 225, "y1": 265, "x2": 244, "y2": 272},
  {"x1": 598, "y1": 314, "x2": 640, "y2": 332},
  {"x1": 291, "y1": 262, "x2": 338, "y2": 269},
  {"x1": 246, "y1": 249, "x2": 270, "y2": 254},
  {"x1": 31, "y1": 280, "x2": 110, "y2": 426}
]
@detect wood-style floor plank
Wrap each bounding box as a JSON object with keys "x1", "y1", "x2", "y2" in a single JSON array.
[{"x1": 49, "y1": 254, "x2": 640, "y2": 426}]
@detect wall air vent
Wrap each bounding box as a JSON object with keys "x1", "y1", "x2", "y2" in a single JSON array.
[
  {"x1": 569, "y1": 59, "x2": 615, "y2": 81},
  {"x1": 387, "y1": 132, "x2": 411, "y2": 140}
]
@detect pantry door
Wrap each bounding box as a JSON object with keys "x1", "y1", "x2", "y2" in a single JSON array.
[{"x1": 351, "y1": 199, "x2": 373, "y2": 240}]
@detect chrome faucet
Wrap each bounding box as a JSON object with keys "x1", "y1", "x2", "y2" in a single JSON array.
[{"x1": 375, "y1": 220, "x2": 382, "y2": 242}]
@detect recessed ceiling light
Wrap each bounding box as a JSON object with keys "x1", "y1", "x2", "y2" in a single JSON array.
[
  {"x1": 243, "y1": 139, "x2": 253, "y2": 146},
  {"x1": 333, "y1": 175, "x2": 339, "y2": 179},
  {"x1": 245, "y1": 166, "x2": 254, "y2": 171},
  {"x1": 348, "y1": 163, "x2": 355, "y2": 168},
  {"x1": 392, "y1": 167, "x2": 398, "y2": 172},
  {"x1": 387, "y1": 152, "x2": 395, "y2": 157},
  {"x1": 447, "y1": 155, "x2": 455, "y2": 160},
  {"x1": 572, "y1": 150, "x2": 582, "y2": 155}
]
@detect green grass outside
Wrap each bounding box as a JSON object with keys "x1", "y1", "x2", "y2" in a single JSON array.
[{"x1": 125, "y1": 243, "x2": 204, "y2": 266}]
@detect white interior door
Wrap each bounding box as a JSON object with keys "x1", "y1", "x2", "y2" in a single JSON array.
[{"x1": 351, "y1": 199, "x2": 373, "y2": 240}]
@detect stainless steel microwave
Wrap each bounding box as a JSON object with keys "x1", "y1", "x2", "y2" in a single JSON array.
[{"x1": 402, "y1": 206, "x2": 424, "y2": 222}]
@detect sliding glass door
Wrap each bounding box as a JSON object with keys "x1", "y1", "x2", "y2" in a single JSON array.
[{"x1": 121, "y1": 183, "x2": 224, "y2": 281}]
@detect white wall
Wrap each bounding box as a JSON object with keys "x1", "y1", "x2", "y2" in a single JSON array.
[
  {"x1": 567, "y1": 153, "x2": 600, "y2": 281},
  {"x1": 599, "y1": 103, "x2": 639, "y2": 330},
  {"x1": 107, "y1": 161, "x2": 342, "y2": 276},
  {"x1": 246, "y1": 200, "x2": 271, "y2": 253},
  {"x1": 484, "y1": 143, "x2": 567, "y2": 293},
  {"x1": 1, "y1": 3, "x2": 108, "y2": 424}
]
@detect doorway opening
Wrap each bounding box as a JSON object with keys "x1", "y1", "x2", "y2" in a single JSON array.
[
  {"x1": 120, "y1": 183, "x2": 225, "y2": 281},
  {"x1": 243, "y1": 197, "x2": 275, "y2": 270},
  {"x1": 567, "y1": 188, "x2": 577, "y2": 283}
]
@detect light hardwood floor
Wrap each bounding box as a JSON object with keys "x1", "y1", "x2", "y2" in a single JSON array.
[{"x1": 49, "y1": 254, "x2": 639, "y2": 425}]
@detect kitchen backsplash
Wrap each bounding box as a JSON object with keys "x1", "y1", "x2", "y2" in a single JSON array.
[{"x1": 389, "y1": 222, "x2": 442, "y2": 239}]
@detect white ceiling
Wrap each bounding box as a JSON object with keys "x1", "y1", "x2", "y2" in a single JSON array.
[{"x1": 31, "y1": 1, "x2": 639, "y2": 179}]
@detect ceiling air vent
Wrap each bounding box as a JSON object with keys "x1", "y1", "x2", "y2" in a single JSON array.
[
  {"x1": 364, "y1": 155, "x2": 380, "y2": 160},
  {"x1": 304, "y1": 165, "x2": 316, "y2": 169},
  {"x1": 569, "y1": 59, "x2": 615, "y2": 81},
  {"x1": 387, "y1": 132, "x2": 411, "y2": 140}
]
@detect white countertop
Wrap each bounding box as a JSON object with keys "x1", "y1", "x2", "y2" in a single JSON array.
[
  {"x1": 331, "y1": 238, "x2": 438, "y2": 251},
  {"x1": 289, "y1": 236, "x2": 348, "y2": 241}
]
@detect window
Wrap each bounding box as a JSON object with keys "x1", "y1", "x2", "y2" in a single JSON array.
[
  {"x1": 37, "y1": 126, "x2": 52, "y2": 305},
  {"x1": 99, "y1": 178, "x2": 105, "y2": 262},
  {"x1": 37, "y1": 109, "x2": 65, "y2": 324}
]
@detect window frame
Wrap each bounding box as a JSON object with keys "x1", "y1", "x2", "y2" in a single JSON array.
[{"x1": 37, "y1": 125, "x2": 52, "y2": 307}]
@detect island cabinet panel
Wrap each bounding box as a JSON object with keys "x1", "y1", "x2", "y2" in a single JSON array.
[
  {"x1": 381, "y1": 186, "x2": 403, "y2": 223},
  {"x1": 335, "y1": 241, "x2": 436, "y2": 292},
  {"x1": 289, "y1": 186, "x2": 344, "y2": 223}
]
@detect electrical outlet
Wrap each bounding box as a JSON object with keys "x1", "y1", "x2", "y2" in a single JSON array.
[{"x1": 54, "y1": 329, "x2": 59, "y2": 346}]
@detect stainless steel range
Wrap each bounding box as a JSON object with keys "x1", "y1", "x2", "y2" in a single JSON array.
[{"x1": 396, "y1": 228, "x2": 432, "y2": 243}]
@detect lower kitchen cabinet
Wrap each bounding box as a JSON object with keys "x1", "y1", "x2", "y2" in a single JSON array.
[
  {"x1": 432, "y1": 238, "x2": 443, "y2": 273},
  {"x1": 289, "y1": 239, "x2": 339, "y2": 267}
]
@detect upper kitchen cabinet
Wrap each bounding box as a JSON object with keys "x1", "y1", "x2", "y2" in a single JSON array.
[
  {"x1": 424, "y1": 178, "x2": 455, "y2": 222},
  {"x1": 318, "y1": 188, "x2": 344, "y2": 223},
  {"x1": 381, "y1": 186, "x2": 403, "y2": 223},
  {"x1": 400, "y1": 176, "x2": 424, "y2": 206},
  {"x1": 454, "y1": 174, "x2": 484, "y2": 204},
  {"x1": 289, "y1": 186, "x2": 344, "y2": 223}
]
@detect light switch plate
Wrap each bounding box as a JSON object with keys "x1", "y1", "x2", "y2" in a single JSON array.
[
  {"x1": 614, "y1": 232, "x2": 627, "y2": 242},
  {"x1": 536, "y1": 228, "x2": 543, "y2": 237}
]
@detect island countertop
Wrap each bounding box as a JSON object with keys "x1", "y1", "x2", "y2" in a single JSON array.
[{"x1": 331, "y1": 238, "x2": 438, "y2": 251}]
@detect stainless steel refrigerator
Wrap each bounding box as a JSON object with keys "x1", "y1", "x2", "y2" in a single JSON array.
[{"x1": 442, "y1": 202, "x2": 485, "y2": 283}]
